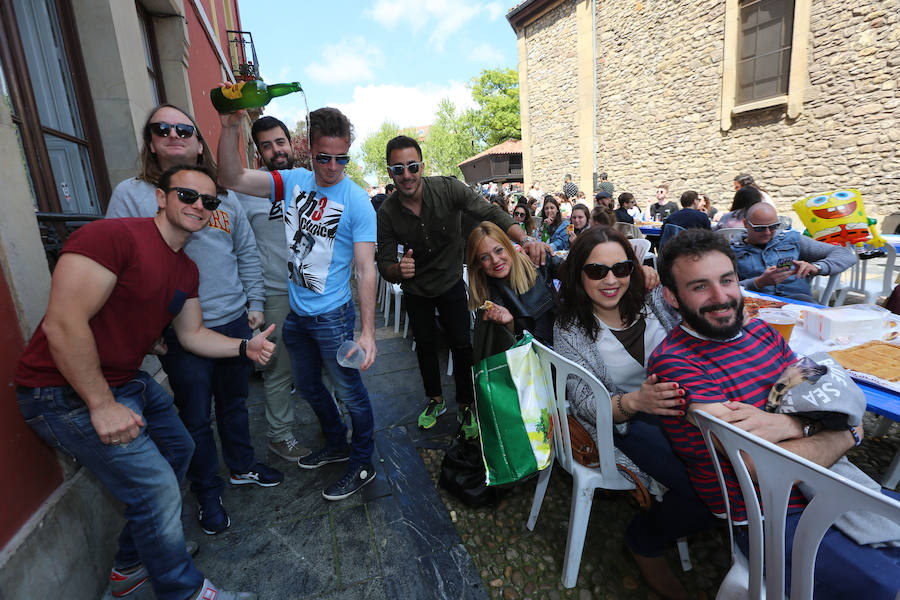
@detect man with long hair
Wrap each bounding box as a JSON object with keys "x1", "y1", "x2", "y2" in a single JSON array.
[{"x1": 106, "y1": 104, "x2": 282, "y2": 536}]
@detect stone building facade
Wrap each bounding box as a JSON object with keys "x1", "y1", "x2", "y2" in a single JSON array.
[{"x1": 508, "y1": 0, "x2": 899, "y2": 222}]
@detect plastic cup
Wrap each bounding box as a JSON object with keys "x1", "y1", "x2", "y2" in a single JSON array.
[
  {"x1": 337, "y1": 340, "x2": 365, "y2": 369},
  {"x1": 758, "y1": 308, "x2": 797, "y2": 341}
]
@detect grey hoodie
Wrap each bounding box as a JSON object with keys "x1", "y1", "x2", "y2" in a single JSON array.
[{"x1": 106, "y1": 178, "x2": 264, "y2": 327}]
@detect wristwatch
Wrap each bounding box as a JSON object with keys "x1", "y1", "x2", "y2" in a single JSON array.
[
  {"x1": 238, "y1": 339, "x2": 248, "y2": 359},
  {"x1": 802, "y1": 419, "x2": 818, "y2": 437}
]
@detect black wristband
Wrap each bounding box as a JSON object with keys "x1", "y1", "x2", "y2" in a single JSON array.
[{"x1": 238, "y1": 339, "x2": 248, "y2": 359}]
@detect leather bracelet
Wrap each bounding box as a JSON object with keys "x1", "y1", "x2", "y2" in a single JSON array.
[
  {"x1": 238, "y1": 339, "x2": 248, "y2": 359},
  {"x1": 849, "y1": 426, "x2": 861, "y2": 447},
  {"x1": 616, "y1": 394, "x2": 633, "y2": 418}
]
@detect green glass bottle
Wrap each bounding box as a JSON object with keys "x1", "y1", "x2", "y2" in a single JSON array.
[{"x1": 210, "y1": 81, "x2": 302, "y2": 113}]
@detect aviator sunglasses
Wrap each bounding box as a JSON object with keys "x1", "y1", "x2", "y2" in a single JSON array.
[
  {"x1": 746, "y1": 220, "x2": 781, "y2": 233},
  {"x1": 149, "y1": 122, "x2": 196, "y2": 139},
  {"x1": 387, "y1": 161, "x2": 424, "y2": 176},
  {"x1": 168, "y1": 186, "x2": 221, "y2": 211},
  {"x1": 582, "y1": 260, "x2": 634, "y2": 280}
]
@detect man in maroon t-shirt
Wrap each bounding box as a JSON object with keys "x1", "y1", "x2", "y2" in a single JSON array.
[
  {"x1": 649, "y1": 228, "x2": 899, "y2": 598},
  {"x1": 15, "y1": 165, "x2": 271, "y2": 600}
]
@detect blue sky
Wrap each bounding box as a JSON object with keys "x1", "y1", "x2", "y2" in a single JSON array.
[{"x1": 237, "y1": 0, "x2": 519, "y2": 151}]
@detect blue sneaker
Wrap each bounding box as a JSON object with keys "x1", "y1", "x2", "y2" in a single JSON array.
[
  {"x1": 297, "y1": 446, "x2": 351, "y2": 470},
  {"x1": 229, "y1": 462, "x2": 283, "y2": 487},
  {"x1": 322, "y1": 464, "x2": 376, "y2": 500},
  {"x1": 198, "y1": 497, "x2": 231, "y2": 535}
]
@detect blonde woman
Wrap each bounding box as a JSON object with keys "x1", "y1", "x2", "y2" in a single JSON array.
[{"x1": 466, "y1": 222, "x2": 559, "y2": 348}]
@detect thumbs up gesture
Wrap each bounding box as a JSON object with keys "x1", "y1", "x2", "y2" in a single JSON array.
[{"x1": 399, "y1": 248, "x2": 416, "y2": 279}]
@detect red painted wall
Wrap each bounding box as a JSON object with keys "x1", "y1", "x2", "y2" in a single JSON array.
[
  {"x1": 186, "y1": 1, "x2": 225, "y2": 163},
  {"x1": 0, "y1": 270, "x2": 61, "y2": 549},
  {"x1": 186, "y1": 0, "x2": 249, "y2": 169}
]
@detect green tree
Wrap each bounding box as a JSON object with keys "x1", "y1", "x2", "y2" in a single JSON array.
[
  {"x1": 423, "y1": 98, "x2": 478, "y2": 178},
  {"x1": 359, "y1": 121, "x2": 400, "y2": 185},
  {"x1": 467, "y1": 67, "x2": 521, "y2": 147},
  {"x1": 343, "y1": 159, "x2": 368, "y2": 189}
]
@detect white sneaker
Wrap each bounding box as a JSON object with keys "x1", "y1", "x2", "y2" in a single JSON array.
[{"x1": 191, "y1": 578, "x2": 256, "y2": 600}]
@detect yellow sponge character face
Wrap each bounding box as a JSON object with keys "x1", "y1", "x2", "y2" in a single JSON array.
[{"x1": 792, "y1": 189, "x2": 873, "y2": 246}]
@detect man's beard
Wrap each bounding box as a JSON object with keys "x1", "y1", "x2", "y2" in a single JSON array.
[
  {"x1": 677, "y1": 293, "x2": 745, "y2": 340},
  {"x1": 264, "y1": 152, "x2": 294, "y2": 171}
]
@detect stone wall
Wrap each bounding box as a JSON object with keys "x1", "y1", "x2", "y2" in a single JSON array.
[
  {"x1": 521, "y1": 0, "x2": 899, "y2": 224},
  {"x1": 524, "y1": 1, "x2": 583, "y2": 197}
]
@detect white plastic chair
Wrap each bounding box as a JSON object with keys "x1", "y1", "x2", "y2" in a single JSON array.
[
  {"x1": 628, "y1": 238, "x2": 652, "y2": 266},
  {"x1": 715, "y1": 227, "x2": 746, "y2": 244},
  {"x1": 693, "y1": 410, "x2": 900, "y2": 600},
  {"x1": 526, "y1": 338, "x2": 636, "y2": 588},
  {"x1": 831, "y1": 243, "x2": 897, "y2": 306},
  {"x1": 614, "y1": 222, "x2": 645, "y2": 239}
]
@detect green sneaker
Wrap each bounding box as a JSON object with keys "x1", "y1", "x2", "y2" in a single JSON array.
[
  {"x1": 459, "y1": 405, "x2": 479, "y2": 440},
  {"x1": 418, "y1": 398, "x2": 446, "y2": 429}
]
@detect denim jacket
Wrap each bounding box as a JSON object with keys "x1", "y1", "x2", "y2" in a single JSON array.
[{"x1": 732, "y1": 230, "x2": 857, "y2": 300}]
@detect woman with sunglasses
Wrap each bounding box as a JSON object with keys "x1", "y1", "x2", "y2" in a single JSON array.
[
  {"x1": 466, "y1": 222, "x2": 559, "y2": 349},
  {"x1": 554, "y1": 226, "x2": 715, "y2": 599},
  {"x1": 512, "y1": 203, "x2": 536, "y2": 236},
  {"x1": 538, "y1": 196, "x2": 570, "y2": 250}
]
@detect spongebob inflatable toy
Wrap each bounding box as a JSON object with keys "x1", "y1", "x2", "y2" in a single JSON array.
[{"x1": 792, "y1": 189, "x2": 885, "y2": 248}]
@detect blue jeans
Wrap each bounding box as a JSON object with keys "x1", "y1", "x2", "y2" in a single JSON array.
[
  {"x1": 160, "y1": 314, "x2": 256, "y2": 503},
  {"x1": 615, "y1": 414, "x2": 717, "y2": 557},
  {"x1": 16, "y1": 372, "x2": 204, "y2": 600},
  {"x1": 735, "y1": 492, "x2": 900, "y2": 599},
  {"x1": 282, "y1": 301, "x2": 374, "y2": 467}
]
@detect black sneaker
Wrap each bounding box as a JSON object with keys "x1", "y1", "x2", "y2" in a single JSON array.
[
  {"x1": 229, "y1": 462, "x2": 283, "y2": 487},
  {"x1": 322, "y1": 464, "x2": 376, "y2": 500},
  {"x1": 198, "y1": 497, "x2": 230, "y2": 535},
  {"x1": 297, "y1": 446, "x2": 351, "y2": 470}
]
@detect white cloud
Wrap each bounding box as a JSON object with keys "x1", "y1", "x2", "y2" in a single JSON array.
[
  {"x1": 467, "y1": 42, "x2": 505, "y2": 65},
  {"x1": 484, "y1": 2, "x2": 504, "y2": 20},
  {"x1": 366, "y1": 0, "x2": 499, "y2": 51},
  {"x1": 262, "y1": 81, "x2": 477, "y2": 154},
  {"x1": 305, "y1": 37, "x2": 382, "y2": 84}
]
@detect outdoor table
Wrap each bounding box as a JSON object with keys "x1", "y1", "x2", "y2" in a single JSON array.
[
  {"x1": 638, "y1": 225, "x2": 661, "y2": 236},
  {"x1": 882, "y1": 234, "x2": 900, "y2": 253},
  {"x1": 748, "y1": 289, "x2": 900, "y2": 487}
]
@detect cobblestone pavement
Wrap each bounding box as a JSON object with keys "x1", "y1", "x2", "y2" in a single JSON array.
[{"x1": 419, "y1": 411, "x2": 900, "y2": 599}]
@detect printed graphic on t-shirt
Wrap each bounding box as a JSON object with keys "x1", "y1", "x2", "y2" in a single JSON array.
[
  {"x1": 284, "y1": 185, "x2": 342, "y2": 293},
  {"x1": 268, "y1": 199, "x2": 283, "y2": 221}
]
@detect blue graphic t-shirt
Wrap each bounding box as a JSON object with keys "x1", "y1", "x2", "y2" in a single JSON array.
[{"x1": 270, "y1": 168, "x2": 376, "y2": 315}]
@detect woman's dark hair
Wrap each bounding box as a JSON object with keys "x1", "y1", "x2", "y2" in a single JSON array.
[
  {"x1": 557, "y1": 226, "x2": 647, "y2": 341},
  {"x1": 730, "y1": 186, "x2": 762, "y2": 211},
  {"x1": 540, "y1": 196, "x2": 562, "y2": 233},
  {"x1": 570, "y1": 203, "x2": 591, "y2": 228},
  {"x1": 590, "y1": 206, "x2": 615, "y2": 227},
  {"x1": 618, "y1": 192, "x2": 635, "y2": 208}
]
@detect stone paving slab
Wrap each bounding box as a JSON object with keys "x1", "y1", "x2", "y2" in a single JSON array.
[{"x1": 102, "y1": 308, "x2": 484, "y2": 600}]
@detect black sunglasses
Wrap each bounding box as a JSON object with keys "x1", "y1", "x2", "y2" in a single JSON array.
[
  {"x1": 513, "y1": 211, "x2": 528, "y2": 217},
  {"x1": 387, "y1": 161, "x2": 423, "y2": 176},
  {"x1": 746, "y1": 220, "x2": 781, "y2": 233},
  {"x1": 583, "y1": 260, "x2": 634, "y2": 280},
  {"x1": 149, "y1": 122, "x2": 196, "y2": 139},
  {"x1": 168, "y1": 186, "x2": 220, "y2": 211},
  {"x1": 314, "y1": 153, "x2": 350, "y2": 165}
]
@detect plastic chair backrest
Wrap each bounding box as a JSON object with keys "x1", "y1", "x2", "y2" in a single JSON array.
[
  {"x1": 693, "y1": 410, "x2": 900, "y2": 600},
  {"x1": 529, "y1": 337, "x2": 632, "y2": 489},
  {"x1": 659, "y1": 223, "x2": 684, "y2": 249},
  {"x1": 614, "y1": 222, "x2": 644, "y2": 239},
  {"x1": 715, "y1": 227, "x2": 746, "y2": 244},
  {"x1": 628, "y1": 238, "x2": 651, "y2": 264}
]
